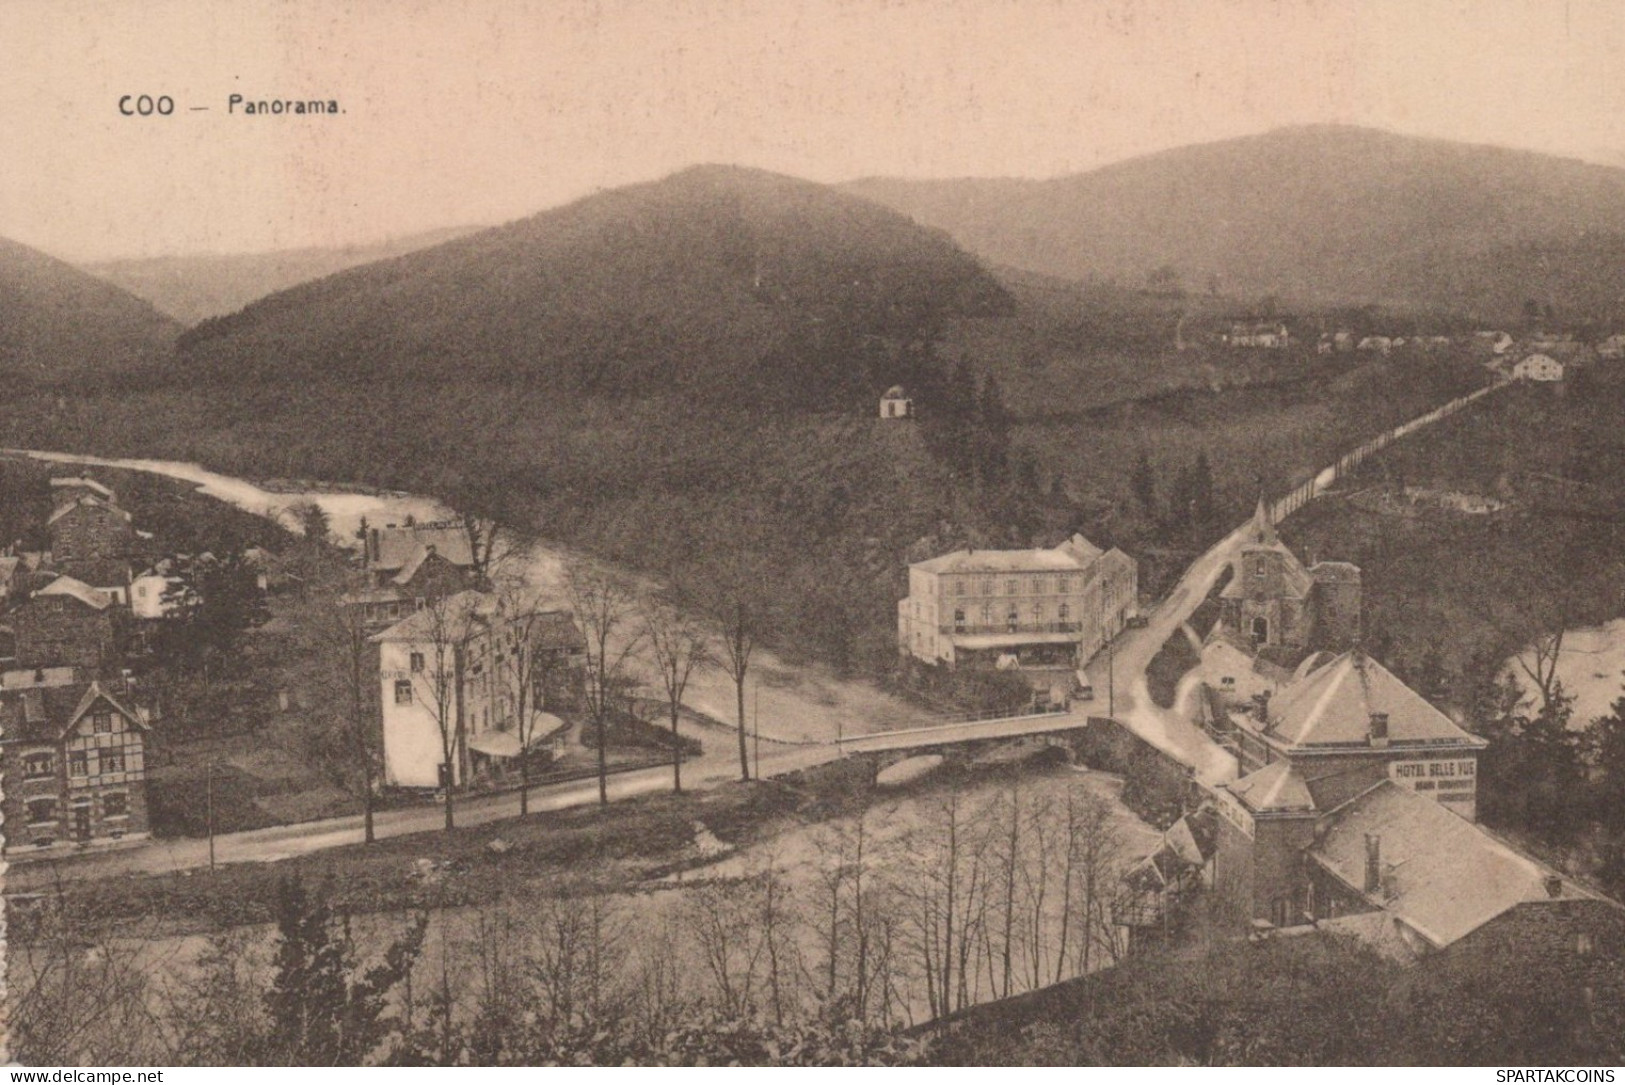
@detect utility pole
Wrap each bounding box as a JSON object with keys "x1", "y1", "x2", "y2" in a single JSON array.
[
  {"x1": 753, "y1": 683, "x2": 761, "y2": 780},
  {"x1": 1099, "y1": 586, "x2": 1115, "y2": 718},
  {"x1": 206, "y1": 759, "x2": 216, "y2": 873}
]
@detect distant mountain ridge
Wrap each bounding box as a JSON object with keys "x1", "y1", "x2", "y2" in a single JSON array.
[
  {"x1": 84, "y1": 226, "x2": 487, "y2": 326},
  {"x1": 846, "y1": 125, "x2": 1625, "y2": 322},
  {"x1": 175, "y1": 164, "x2": 1012, "y2": 396},
  {"x1": 0, "y1": 236, "x2": 181, "y2": 384}
]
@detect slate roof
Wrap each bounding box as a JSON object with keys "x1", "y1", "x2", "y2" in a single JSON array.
[
  {"x1": 1310, "y1": 781, "x2": 1593, "y2": 949},
  {"x1": 57, "y1": 559, "x2": 131, "y2": 588},
  {"x1": 529, "y1": 611, "x2": 587, "y2": 652},
  {"x1": 370, "y1": 526, "x2": 474, "y2": 572},
  {"x1": 0, "y1": 681, "x2": 144, "y2": 744},
  {"x1": 34, "y1": 575, "x2": 113, "y2": 611},
  {"x1": 49, "y1": 476, "x2": 113, "y2": 500},
  {"x1": 1267, "y1": 651, "x2": 1484, "y2": 750},
  {"x1": 47, "y1": 495, "x2": 131, "y2": 527},
  {"x1": 913, "y1": 533, "x2": 1106, "y2": 575},
  {"x1": 1228, "y1": 759, "x2": 1317, "y2": 814},
  {"x1": 370, "y1": 590, "x2": 495, "y2": 643},
  {"x1": 1219, "y1": 498, "x2": 1314, "y2": 601},
  {"x1": 390, "y1": 543, "x2": 465, "y2": 586}
]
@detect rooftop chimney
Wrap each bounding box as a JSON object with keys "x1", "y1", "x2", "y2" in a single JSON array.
[
  {"x1": 1364, "y1": 833, "x2": 1382, "y2": 894},
  {"x1": 1544, "y1": 875, "x2": 1564, "y2": 899},
  {"x1": 1368, "y1": 711, "x2": 1390, "y2": 748}
]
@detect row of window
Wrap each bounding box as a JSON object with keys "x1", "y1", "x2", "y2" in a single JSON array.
[
  {"x1": 947, "y1": 576, "x2": 1080, "y2": 598},
  {"x1": 26, "y1": 792, "x2": 128, "y2": 824},
  {"x1": 24, "y1": 746, "x2": 134, "y2": 779},
  {"x1": 949, "y1": 602, "x2": 1074, "y2": 627}
]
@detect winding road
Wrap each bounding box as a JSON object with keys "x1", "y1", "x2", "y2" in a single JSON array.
[{"x1": 2, "y1": 378, "x2": 1506, "y2": 886}]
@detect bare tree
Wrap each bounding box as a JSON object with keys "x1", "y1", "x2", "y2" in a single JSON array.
[
  {"x1": 567, "y1": 563, "x2": 643, "y2": 806},
  {"x1": 406, "y1": 592, "x2": 489, "y2": 830},
  {"x1": 642, "y1": 597, "x2": 711, "y2": 792},
  {"x1": 717, "y1": 598, "x2": 756, "y2": 781},
  {"x1": 334, "y1": 583, "x2": 381, "y2": 843},
  {"x1": 1064, "y1": 789, "x2": 1127, "y2": 977},
  {"x1": 494, "y1": 575, "x2": 573, "y2": 815},
  {"x1": 290, "y1": 563, "x2": 385, "y2": 844},
  {"x1": 461, "y1": 511, "x2": 516, "y2": 591}
]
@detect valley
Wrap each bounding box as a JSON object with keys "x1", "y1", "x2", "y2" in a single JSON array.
[{"x1": 7, "y1": 119, "x2": 1625, "y2": 1067}]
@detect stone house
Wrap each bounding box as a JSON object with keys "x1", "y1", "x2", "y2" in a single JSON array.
[
  {"x1": 0, "y1": 679, "x2": 151, "y2": 852},
  {"x1": 12, "y1": 576, "x2": 122, "y2": 673},
  {"x1": 48, "y1": 494, "x2": 136, "y2": 570},
  {"x1": 370, "y1": 591, "x2": 585, "y2": 789}
]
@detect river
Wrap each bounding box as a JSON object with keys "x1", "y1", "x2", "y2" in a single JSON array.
[
  {"x1": 3, "y1": 447, "x2": 939, "y2": 746},
  {"x1": 1506, "y1": 619, "x2": 1625, "y2": 728}
]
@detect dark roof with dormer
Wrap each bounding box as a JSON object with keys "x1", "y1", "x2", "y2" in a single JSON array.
[
  {"x1": 370, "y1": 525, "x2": 473, "y2": 572},
  {"x1": 0, "y1": 681, "x2": 145, "y2": 744}
]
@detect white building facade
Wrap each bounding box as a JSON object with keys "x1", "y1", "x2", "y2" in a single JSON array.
[{"x1": 898, "y1": 534, "x2": 1138, "y2": 674}]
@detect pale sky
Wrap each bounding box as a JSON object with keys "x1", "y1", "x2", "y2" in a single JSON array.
[{"x1": 4, "y1": 0, "x2": 1625, "y2": 262}]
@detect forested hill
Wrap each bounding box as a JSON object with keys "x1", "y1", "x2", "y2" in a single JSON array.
[
  {"x1": 173, "y1": 164, "x2": 1013, "y2": 402},
  {"x1": 847, "y1": 124, "x2": 1625, "y2": 323},
  {"x1": 82, "y1": 226, "x2": 486, "y2": 326},
  {"x1": 0, "y1": 236, "x2": 182, "y2": 386}
]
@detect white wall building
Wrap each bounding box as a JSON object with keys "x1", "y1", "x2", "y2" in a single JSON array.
[
  {"x1": 898, "y1": 533, "x2": 1138, "y2": 674},
  {"x1": 879, "y1": 385, "x2": 914, "y2": 419},
  {"x1": 371, "y1": 590, "x2": 582, "y2": 789},
  {"x1": 1513, "y1": 353, "x2": 1565, "y2": 382}
]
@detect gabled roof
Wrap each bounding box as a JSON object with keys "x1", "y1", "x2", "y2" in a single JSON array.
[
  {"x1": 1227, "y1": 759, "x2": 1317, "y2": 814},
  {"x1": 33, "y1": 575, "x2": 113, "y2": 611},
  {"x1": 914, "y1": 533, "x2": 1107, "y2": 575},
  {"x1": 47, "y1": 495, "x2": 132, "y2": 527},
  {"x1": 391, "y1": 542, "x2": 462, "y2": 586},
  {"x1": 57, "y1": 559, "x2": 131, "y2": 588},
  {"x1": 0, "y1": 681, "x2": 145, "y2": 744},
  {"x1": 1266, "y1": 652, "x2": 1484, "y2": 750},
  {"x1": 528, "y1": 610, "x2": 587, "y2": 652},
  {"x1": 370, "y1": 590, "x2": 495, "y2": 643},
  {"x1": 881, "y1": 385, "x2": 908, "y2": 399},
  {"x1": 1219, "y1": 499, "x2": 1315, "y2": 600},
  {"x1": 50, "y1": 476, "x2": 113, "y2": 500},
  {"x1": 370, "y1": 526, "x2": 474, "y2": 572},
  {"x1": 1310, "y1": 781, "x2": 1594, "y2": 949}
]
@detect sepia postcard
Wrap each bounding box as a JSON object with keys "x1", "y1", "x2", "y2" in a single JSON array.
[{"x1": 1, "y1": 0, "x2": 1623, "y2": 1071}]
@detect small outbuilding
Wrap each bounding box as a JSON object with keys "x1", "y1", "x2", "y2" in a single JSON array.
[
  {"x1": 879, "y1": 385, "x2": 913, "y2": 419},
  {"x1": 1513, "y1": 353, "x2": 1565, "y2": 382}
]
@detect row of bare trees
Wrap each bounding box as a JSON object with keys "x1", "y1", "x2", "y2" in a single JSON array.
[
  {"x1": 8, "y1": 777, "x2": 1132, "y2": 1064},
  {"x1": 555, "y1": 563, "x2": 760, "y2": 804}
]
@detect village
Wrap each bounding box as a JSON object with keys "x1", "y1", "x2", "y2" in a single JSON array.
[
  {"x1": 15, "y1": 7, "x2": 1625, "y2": 1055},
  {"x1": 6, "y1": 322, "x2": 1622, "y2": 1013}
]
